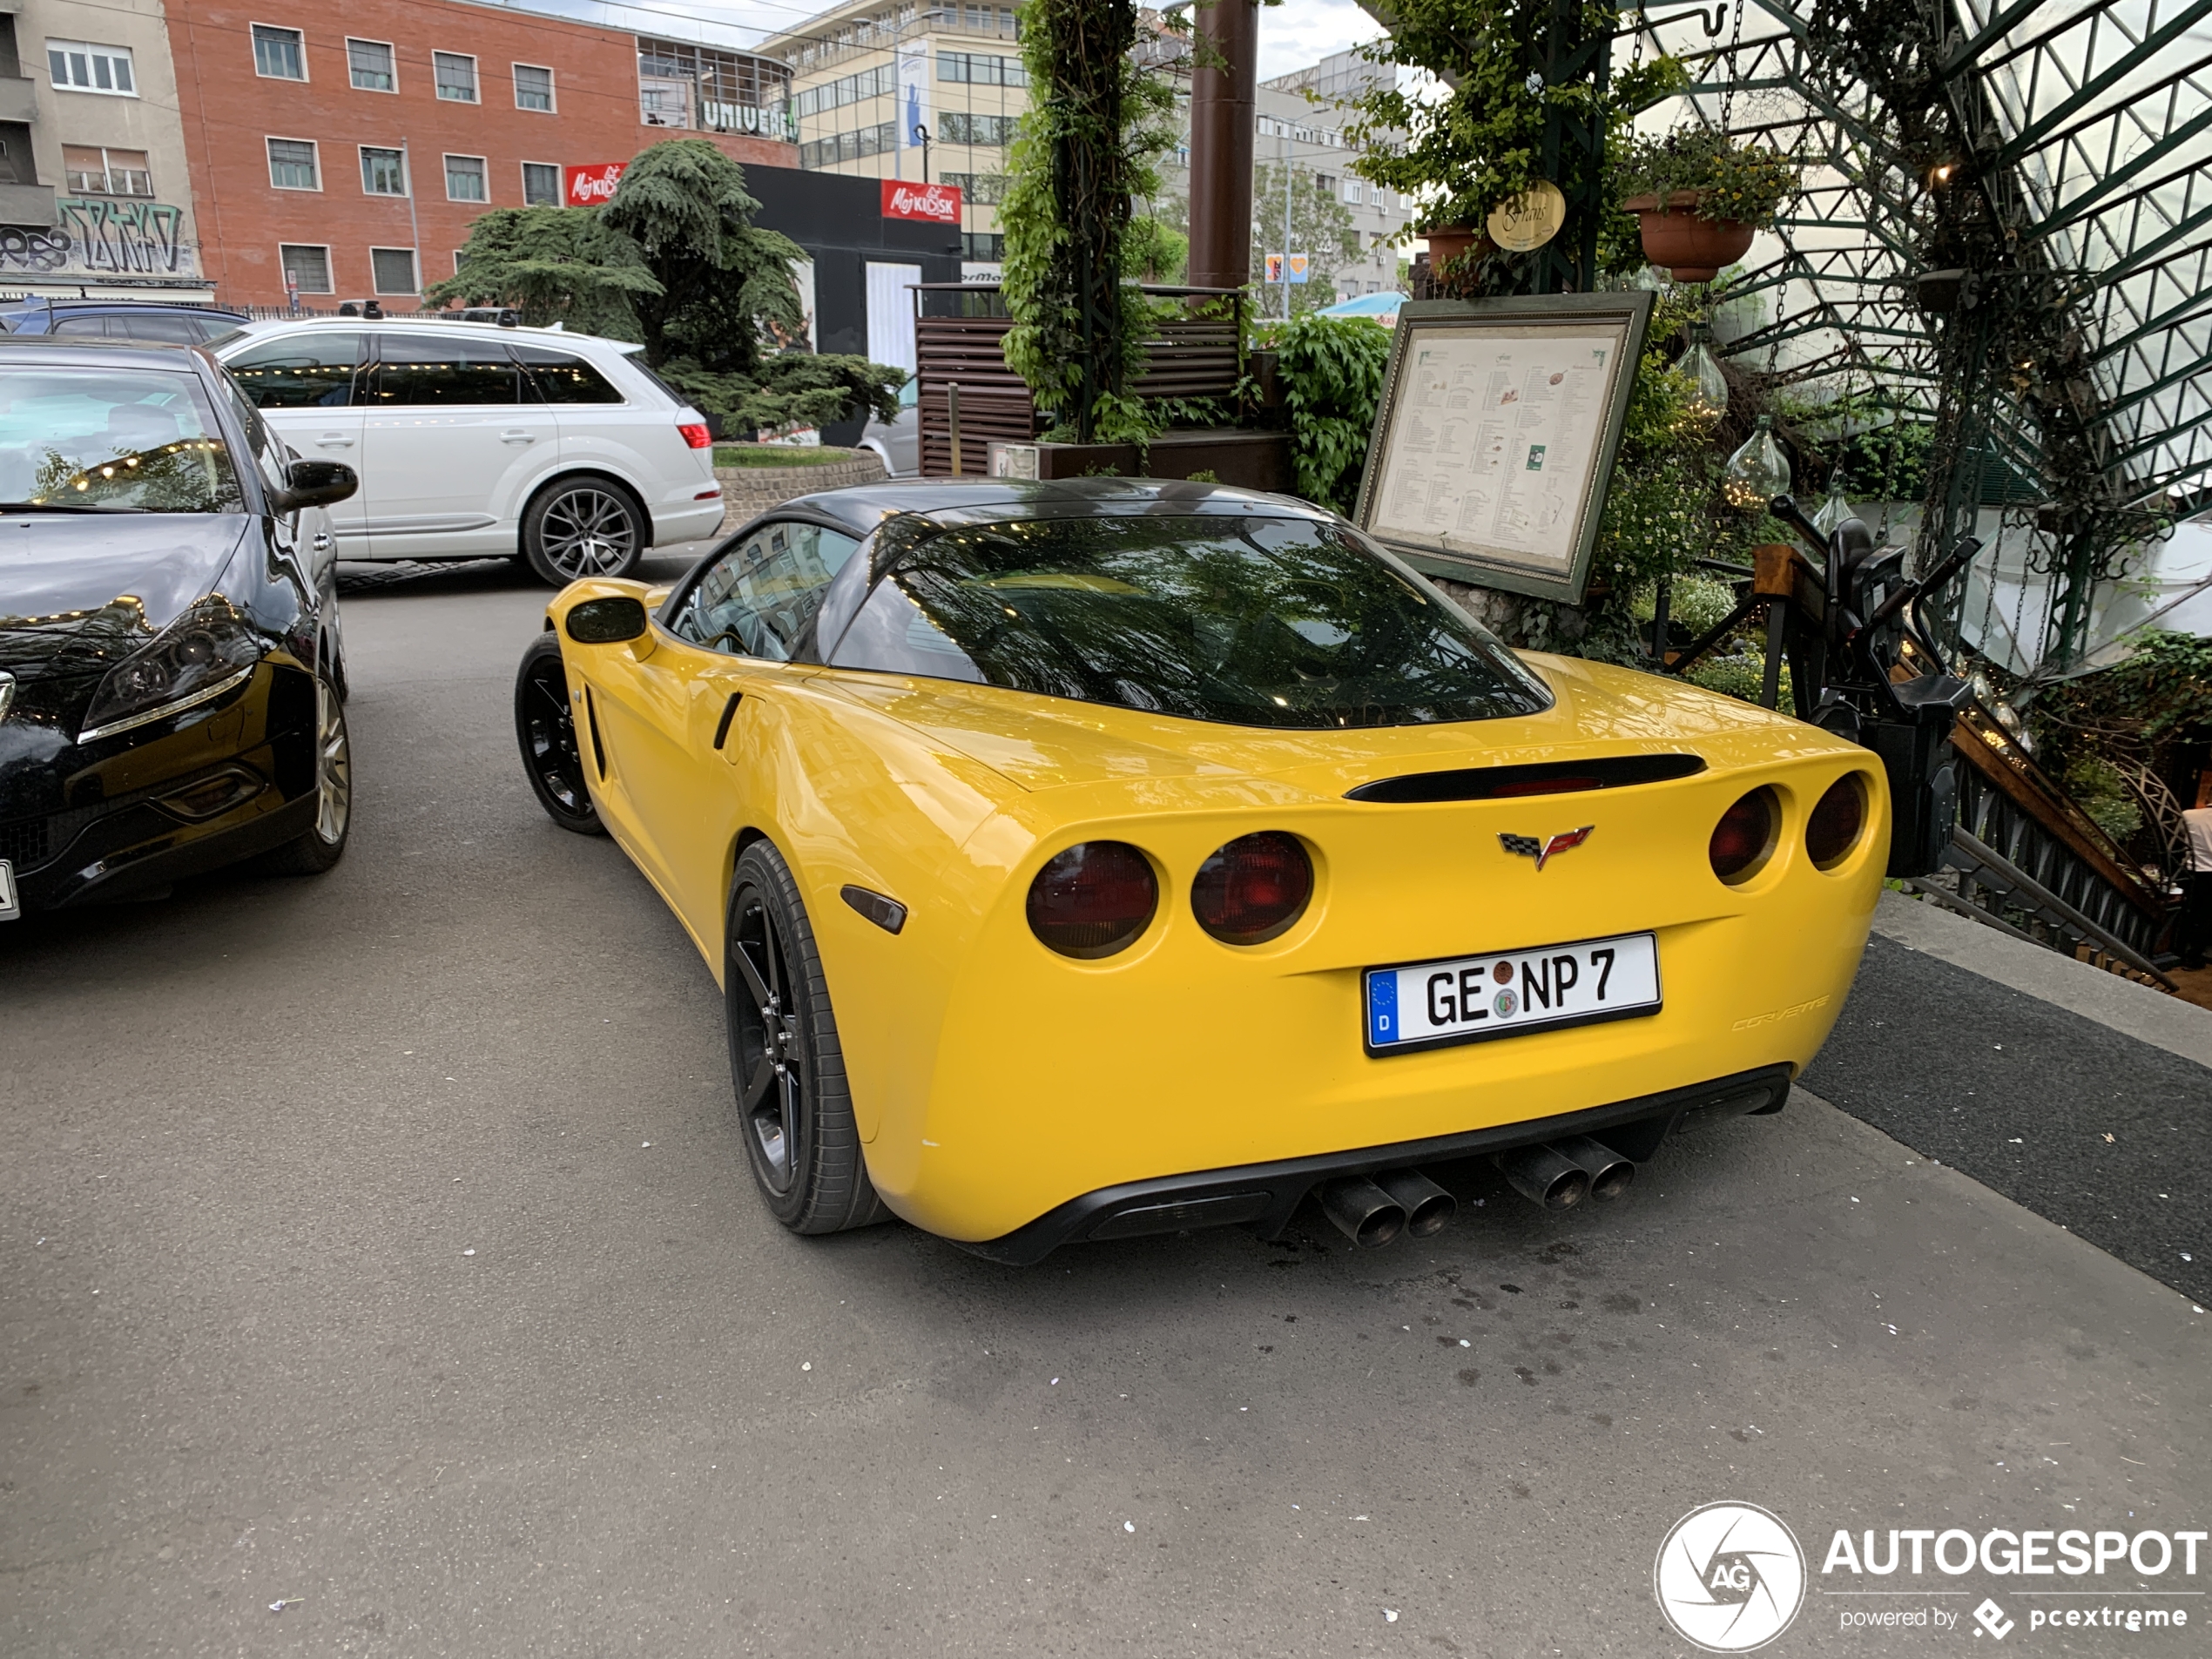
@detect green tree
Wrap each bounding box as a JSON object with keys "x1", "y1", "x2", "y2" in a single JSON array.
[
  {"x1": 999, "y1": 0, "x2": 1178, "y2": 441},
  {"x1": 1248, "y1": 161, "x2": 1360, "y2": 318},
  {"x1": 1252, "y1": 312, "x2": 1392, "y2": 511},
  {"x1": 1339, "y1": 0, "x2": 1683, "y2": 291},
  {"x1": 432, "y1": 140, "x2": 900, "y2": 438},
  {"x1": 1123, "y1": 215, "x2": 1188, "y2": 283}
]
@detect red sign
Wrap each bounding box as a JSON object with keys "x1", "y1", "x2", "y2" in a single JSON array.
[
  {"x1": 564, "y1": 162, "x2": 626, "y2": 207},
  {"x1": 880, "y1": 180, "x2": 962, "y2": 223}
]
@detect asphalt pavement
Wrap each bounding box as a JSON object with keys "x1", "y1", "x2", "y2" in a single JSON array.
[{"x1": 3, "y1": 554, "x2": 2208, "y2": 1657}]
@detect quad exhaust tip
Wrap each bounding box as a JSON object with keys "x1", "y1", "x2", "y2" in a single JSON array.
[
  {"x1": 1492, "y1": 1138, "x2": 1635, "y2": 1210},
  {"x1": 1374, "y1": 1168, "x2": 1456, "y2": 1238},
  {"x1": 1318, "y1": 1176, "x2": 1406, "y2": 1248}
]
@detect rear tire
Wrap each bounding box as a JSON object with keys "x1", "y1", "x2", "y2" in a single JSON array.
[
  {"x1": 514, "y1": 633, "x2": 604, "y2": 835},
  {"x1": 260, "y1": 671, "x2": 351, "y2": 875},
  {"x1": 726, "y1": 840, "x2": 888, "y2": 1235},
  {"x1": 522, "y1": 475, "x2": 646, "y2": 586}
]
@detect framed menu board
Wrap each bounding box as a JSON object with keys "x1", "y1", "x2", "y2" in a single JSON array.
[{"x1": 1352, "y1": 291, "x2": 1655, "y2": 604}]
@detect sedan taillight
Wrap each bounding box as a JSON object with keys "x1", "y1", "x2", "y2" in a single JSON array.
[
  {"x1": 1192, "y1": 832, "x2": 1313, "y2": 945},
  {"x1": 678, "y1": 421, "x2": 712, "y2": 449},
  {"x1": 1027, "y1": 842, "x2": 1157, "y2": 959}
]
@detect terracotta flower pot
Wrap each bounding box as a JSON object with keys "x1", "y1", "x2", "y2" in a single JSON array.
[
  {"x1": 1422, "y1": 225, "x2": 1494, "y2": 271},
  {"x1": 1622, "y1": 191, "x2": 1755, "y2": 283}
]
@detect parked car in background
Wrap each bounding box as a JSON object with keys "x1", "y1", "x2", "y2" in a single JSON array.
[
  {"x1": 0, "y1": 300, "x2": 249, "y2": 344},
  {"x1": 0, "y1": 338, "x2": 360, "y2": 919},
  {"x1": 857, "y1": 373, "x2": 919, "y2": 478},
  {"x1": 214, "y1": 318, "x2": 725, "y2": 583}
]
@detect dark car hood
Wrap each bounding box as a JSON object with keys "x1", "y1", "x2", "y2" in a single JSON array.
[{"x1": 0, "y1": 511, "x2": 250, "y2": 734}]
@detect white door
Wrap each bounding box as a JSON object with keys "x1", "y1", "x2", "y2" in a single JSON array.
[
  {"x1": 864, "y1": 262, "x2": 922, "y2": 377},
  {"x1": 360, "y1": 333, "x2": 556, "y2": 559},
  {"x1": 222, "y1": 330, "x2": 370, "y2": 554}
]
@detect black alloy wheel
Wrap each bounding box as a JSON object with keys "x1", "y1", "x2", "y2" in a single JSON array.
[
  {"x1": 513, "y1": 633, "x2": 604, "y2": 835},
  {"x1": 523, "y1": 476, "x2": 645, "y2": 586},
  {"x1": 725, "y1": 840, "x2": 887, "y2": 1235},
  {"x1": 260, "y1": 669, "x2": 352, "y2": 876}
]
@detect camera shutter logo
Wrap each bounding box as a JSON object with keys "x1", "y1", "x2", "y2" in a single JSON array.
[{"x1": 1653, "y1": 1501, "x2": 1806, "y2": 1652}]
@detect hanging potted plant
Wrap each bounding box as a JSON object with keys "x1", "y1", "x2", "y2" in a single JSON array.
[{"x1": 1618, "y1": 127, "x2": 1797, "y2": 281}]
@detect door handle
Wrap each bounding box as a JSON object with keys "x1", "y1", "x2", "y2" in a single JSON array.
[
  {"x1": 501, "y1": 429, "x2": 536, "y2": 444},
  {"x1": 314, "y1": 434, "x2": 354, "y2": 448},
  {"x1": 312, "y1": 531, "x2": 333, "y2": 552}
]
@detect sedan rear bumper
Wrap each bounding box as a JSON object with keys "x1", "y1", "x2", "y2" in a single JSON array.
[{"x1": 957, "y1": 1064, "x2": 1792, "y2": 1265}]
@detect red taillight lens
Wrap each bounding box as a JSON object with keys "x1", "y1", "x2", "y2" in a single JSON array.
[
  {"x1": 1027, "y1": 841, "x2": 1157, "y2": 958},
  {"x1": 1192, "y1": 831, "x2": 1313, "y2": 945},
  {"x1": 1806, "y1": 773, "x2": 1867, "y2": 868},
  {"x1": 678, "y1": 421, "x2": 712, "y2": 449},
  {"x1": 1709, "y1": 787, "x2": 1778, "y2": 883}
]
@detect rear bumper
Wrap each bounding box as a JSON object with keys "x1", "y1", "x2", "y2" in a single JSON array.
[
  {"x1": 959, "y1": 1063, "x2": 1791, "y2": 1264},
  {"x1": 651, "y1": 497, "x2": 727, "y2": 544}
]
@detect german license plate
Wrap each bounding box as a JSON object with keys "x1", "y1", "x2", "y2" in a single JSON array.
[
  {"x1": 1365, "y1": 931, "x2": 1660, "y2": 1055},
  {"x1": 0, "y1": 859, "x2": 17, "y2": 921}
]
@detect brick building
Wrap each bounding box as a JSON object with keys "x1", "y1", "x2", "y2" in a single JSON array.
[{"x1": 165, "y1": 0, "x2": 795, "y2": 307}]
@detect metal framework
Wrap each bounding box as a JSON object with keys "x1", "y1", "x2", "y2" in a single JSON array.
[{"x1": 1635, "y1": 0, "x2": 2212, "y2": 678}]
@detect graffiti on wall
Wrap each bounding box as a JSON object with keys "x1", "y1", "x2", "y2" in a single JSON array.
[{"x1": 0, "y1": 199, "x2": 198, "y2": 278}]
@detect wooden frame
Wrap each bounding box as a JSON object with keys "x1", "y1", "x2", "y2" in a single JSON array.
[{"x1": 1352, "y1": 292, "x2": 1654, "y2": 604}]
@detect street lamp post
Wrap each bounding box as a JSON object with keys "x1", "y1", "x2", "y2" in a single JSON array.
[{"x1": 914, "y1": 124, "x2": 932, "y2": 184}]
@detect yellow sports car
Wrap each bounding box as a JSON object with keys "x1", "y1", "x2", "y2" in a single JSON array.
[{"x1": 515, "y1": 480, "x2": 1884, "y2": 1262}]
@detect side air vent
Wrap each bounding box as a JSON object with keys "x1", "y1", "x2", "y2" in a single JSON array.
[{"x1": 1346, "y1": 753, "x2": 1706, "y2": 805}]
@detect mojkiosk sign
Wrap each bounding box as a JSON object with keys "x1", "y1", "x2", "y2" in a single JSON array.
[
  {"x1": 564, "y1": 163, "x2": 626, "y2": 207},
  {"x1": 880, "y1": 180, "x2": 961, "y2": 223}
]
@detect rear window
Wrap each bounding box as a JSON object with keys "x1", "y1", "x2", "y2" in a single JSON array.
[{"x1": 824, "y1": 515, "x2": 1552, "y2": 729}]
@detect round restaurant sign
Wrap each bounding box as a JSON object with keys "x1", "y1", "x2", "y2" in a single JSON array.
[{"x1": 1487, "y1": 181, "x2": 1568, "y2": 252}]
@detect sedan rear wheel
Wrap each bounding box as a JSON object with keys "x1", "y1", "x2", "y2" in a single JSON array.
[
  {"x1": 513, "y1": 633, "x2": 604, "y2": 835},
  {"x1": 523, "y1": 476, "x2": 644, "y2": 586},
  {"x1": 727, "y1": 840, "x2": 887, "y2": 1235}
]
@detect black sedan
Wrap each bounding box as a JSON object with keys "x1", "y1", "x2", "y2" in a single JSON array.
[{"x1": 0, "y1": 339, "x2": 358, "y2": 919}]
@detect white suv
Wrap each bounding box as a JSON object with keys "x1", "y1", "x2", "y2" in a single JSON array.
[{"x1": 216, "y1": 317, "x2": 724, "y2": 584}]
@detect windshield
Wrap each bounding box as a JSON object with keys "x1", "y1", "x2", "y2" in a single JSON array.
[
  {"x1": 825, "y1": 515, "x2": 1552, "y2": 729},
  {"x1": 0, "y1": 367, "x2": 244, "y2": 512}
]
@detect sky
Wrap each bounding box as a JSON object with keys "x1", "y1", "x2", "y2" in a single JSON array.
[{"x1": 515, "y1": 0, "x2": 1387, "y2": 79}]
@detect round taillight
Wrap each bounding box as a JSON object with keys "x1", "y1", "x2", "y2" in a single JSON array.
[
  {"x1": 1192, "y1": 831, "x2": 1314, "y2": 946},
  {"x1": 1027, "y1": 841, "x2": 1157, "y2": 959},
  {"x1": 1806, "y1": 773, "x2": 1867, "y2": 869},
  {"x1": 1709, "y1": 787, "x2": 1778, "y2": 883}
]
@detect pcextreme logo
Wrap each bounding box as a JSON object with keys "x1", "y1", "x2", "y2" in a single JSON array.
[{"x1": 1655, "y1": 1502, "x2": 1808, "y2": 1651}]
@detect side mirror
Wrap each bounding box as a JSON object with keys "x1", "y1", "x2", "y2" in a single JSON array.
[
  {"x1": 273, "y1": 458, "x2": 358, "y2": 514},
  {"x1": 564, "y1": 596, "x2": 649, "y2": 644}
]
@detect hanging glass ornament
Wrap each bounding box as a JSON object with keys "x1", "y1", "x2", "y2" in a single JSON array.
[
  {"x1": 1722, "y1": 414, "x2": 1791, "y2": 509},
  {"x1": 1681, "y1": 320, "x2": 1729, "y2": 416},
  {"x1": 1633, "y1": 264, "x2": 1669, "y2": 293},
  {"x1": 1812, "y1": 469, "x2": 1854, "y2": 538}
]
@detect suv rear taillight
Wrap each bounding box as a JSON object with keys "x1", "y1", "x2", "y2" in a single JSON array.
[{"x1": 678, "y1": 421, "x2": 712, "y2": 449}]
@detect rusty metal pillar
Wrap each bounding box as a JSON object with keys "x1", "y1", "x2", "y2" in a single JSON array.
[{"x1": 1187, "y1": 0, "x2": 1258, "y2": 293}]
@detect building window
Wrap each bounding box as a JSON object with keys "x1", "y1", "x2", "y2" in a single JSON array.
[
  {"x1": 360, "y1": 145, "x2": 408, "y2": 196},
  {"x1": 1344, "y1": 179, "x2": 1363, "y2": 205},
  {"x1": 937, "y1": 51, "x2": 1024, "y2": 86},
  {"x1": 514, "y1": 63, "x2": 554, "y2": 111},
  {"x1": 433, "y1": 51, "x2": 478, "y2": 102},
  {"x1": 64, "y1": 145, "x2": 154, "y2": 197},
  {"x1": 251, "y1": 24, "x2": 304, "y2": 81},
  {"x1": 961, "y1": 231, "x2": 1003, "y2": 261},
  {"x1": 266, "y1": 138, "x2": 319, "y2": 191},
  {"x1": 347, "y1": 39, "x2": 395, "y2": 91},
  {"x1": 521, "y1": 161, "x2": 560, "y2": 206},
  {"x1": 941, "y1": 172, "x2": 1006, "y2": 206},
  {"x1": 940, "y1": 111, "x2": 1014, "y2": 146},
  {"x1": 640, "y1": 80, "x2": 689, "y2": 127},
  {"x1": 47, "y1": 38, "x2": 138, "y2": 96},
  {"x1": 280, "y1": 244, "x2": 333, "y2": 294},
  {"x1": 370, "y1": 247, "x2": 418, "y2": 294},
  {"x1": 444, "y1": 154, "x2": 487, "y2": 202},
  {"x1": 798, "y1": 121, "x2": 900, "y2": 170}
]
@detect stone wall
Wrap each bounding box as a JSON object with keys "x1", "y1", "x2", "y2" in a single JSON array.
[{"x1": 713, "y1": 451, "x2": 887, "y2": 536}]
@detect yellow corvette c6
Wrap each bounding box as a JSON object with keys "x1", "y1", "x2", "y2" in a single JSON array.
[{"x1": 515, "y1": 479, "x2": 1884, "y2": 1262}]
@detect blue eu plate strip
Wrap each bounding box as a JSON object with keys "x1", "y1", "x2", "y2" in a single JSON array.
[{"x1": 1367, "y1": 971, "x2": 1398, "y2": 1048}]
